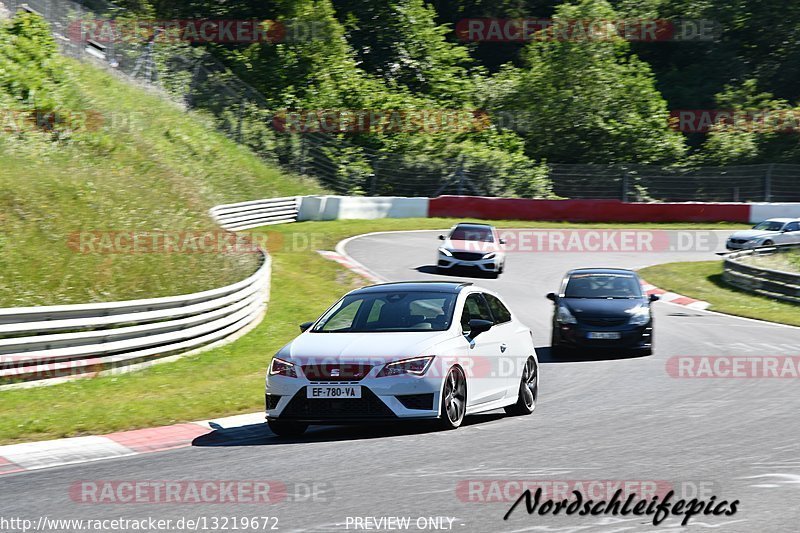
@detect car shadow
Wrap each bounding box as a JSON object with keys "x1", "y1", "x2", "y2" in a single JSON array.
[
  {"x1": 536, "y1": 345, "x2": 650, "y2": 363},
  {"x1": 192, "y1": 413, "x2": 510, "y2": 447},
  {"x1": 414, "y1": 265, "x2": 497, "y2": 279}
]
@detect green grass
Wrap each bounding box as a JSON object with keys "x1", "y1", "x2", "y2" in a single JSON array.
[
  {"x1": 639, "y1": 260, "x2": 800, "y2": 327},
  {"x1": 739, "y1": 249, "x2": 800, "y2": 274},
  {"x1": 0, "y1": 58, "x2": 323, "y2": 307},
  {"x1": 0, "y1": 218, "x2": 752, "y2": 444}
]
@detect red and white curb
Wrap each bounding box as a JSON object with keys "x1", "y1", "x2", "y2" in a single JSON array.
[
  {"x1": 641, "y1": 280, "x2": 710, "y2": 310},
  {"x1": 318, "y1": 250, "x2": 386, "y2": 284},
  {"x1": 0, "y1": 412, "x2": 264, "y2": 475}
]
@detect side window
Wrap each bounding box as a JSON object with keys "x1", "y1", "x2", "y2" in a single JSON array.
[
  {"x1": 461, "y1": 293, "x2": 493, "y2": 331},
  {"x1": 319, "y1": 299, "x2": 363, "y2": 331},
  {"x1": 365, "y1": 299, "x2": 386, "y2": 325},
  {"x1": 785, "y1": 222, "x2": 800, "y2": 232},
  {"x1": 485, "y1": 294, "x2": 512, "y2": 324}
]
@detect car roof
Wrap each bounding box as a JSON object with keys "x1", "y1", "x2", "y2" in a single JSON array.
[
  {"x1": 762, "y1": 218, "x2": 798, "y2": 223},
  {"x1": 565, "y1": 268, "x2": 638, "y2": 276},
  {"x1": 351, "y1": 281, "x2": 473, "y2": 294},
  {"x1": 452, "y1": 223, "x2": 494, "y2": 230}
]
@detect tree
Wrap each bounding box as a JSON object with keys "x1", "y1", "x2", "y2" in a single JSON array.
[{"x1": 485, "y1": 0, "x2": 686, "y2": 164}]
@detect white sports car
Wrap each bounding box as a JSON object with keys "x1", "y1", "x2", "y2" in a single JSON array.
[{"x1": 265, "y1": 281, "x2": 539, "y2": 436}]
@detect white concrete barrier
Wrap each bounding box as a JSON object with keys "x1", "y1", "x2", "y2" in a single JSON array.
[
  {"x1": 749, "y1": 203, "x2": 800, "y2": 223},
  {"x1": 0, "y1": 252, "x2": 271, "y2": 387},
  {"x1": 298, "y1": 196, "x2": 429, "y2": 221}
]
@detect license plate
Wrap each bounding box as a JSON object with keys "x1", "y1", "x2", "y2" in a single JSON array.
[
  {"x1": 306, "y1": 385, "x2": 361, "y2": 399},
  {"x1": 587, "y1": 331, "x2": 622, "y2": 340}
]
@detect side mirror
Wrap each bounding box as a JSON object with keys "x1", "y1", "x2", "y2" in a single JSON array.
[
  {"x1": 649, "y1": 294, "x2": 660, "y2": 303},
  {"x1": 438, "y1": 234, "x2": 446, "y2": 240},
  {"x1": 499, "y1": 238, "x2": 506, "y2": 245},
  {"x1": 466, "y1": 318, "x2": 493, "y2": 338},
  {"x1": 546, "y1": 292, "x2": 557, "y2": 302},
  {"x1": 299, "y1": 321, "x2": 314, "y2": 332}
]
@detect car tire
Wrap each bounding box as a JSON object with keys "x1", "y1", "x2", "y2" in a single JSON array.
[
  {"x1": 505, "y1": 357, "x2": 538, "y2": 416},
  {"x1": 763, "y1": 240, "x2": 773, "y2": 246},
  {"x1": 268, "y1": 419, "x2": 308, "y2": 437},
  {"x1": 439, "y1": 366, "x2": 467, "y2": 430}
]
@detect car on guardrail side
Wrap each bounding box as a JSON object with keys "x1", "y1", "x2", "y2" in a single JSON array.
[
  {"x1": 726, "y1": 218, "x2": 800, "y2": 250},
  {"x1": 436, "y1": 223, "x2": 506, "y2": 277},
  {"x1": 265, "y1": 281, "x2": 538, "y2": 436},
  {"x1": 547, "y1": 268, "x2": 659, "y2": 357}
]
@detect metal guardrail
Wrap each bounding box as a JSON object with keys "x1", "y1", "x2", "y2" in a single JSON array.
[
  {"x1": 723, "y1": 244, "x2": 800, "y2": 304},
  {"x1": 0, "y1": 250, "x2": 271, "y2": 387},
  {"x1": 211, "y1": 197, "x2": 299, "y2": 231}
]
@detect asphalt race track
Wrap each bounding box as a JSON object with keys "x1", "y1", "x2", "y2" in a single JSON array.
[{"x1": 2, "y1": 229, "x2": 799, "y2": 532}]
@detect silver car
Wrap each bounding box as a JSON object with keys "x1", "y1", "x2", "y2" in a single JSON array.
[{"x1": 726, "y1": 218, "x2": 800, "y2": 250}]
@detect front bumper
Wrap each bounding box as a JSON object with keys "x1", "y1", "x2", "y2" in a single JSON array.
[
  {"x1": 437, "y1": 253, "x2": 502, "y2": 272},
  {"x1": 554, "y1": 321, "x2": 653, "y2": 350},
  {"x1": 265, "y1": 373, "x2": 442, "y2": 423},
  {"x1": 726, "y1": 240, "x2": 757, "y2": 250}
]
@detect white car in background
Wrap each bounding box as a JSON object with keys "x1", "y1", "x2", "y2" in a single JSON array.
[
  {"x1": 436, "y1": 223, "x2": 506, "y2": 277},
  {"x1": 726, "y1": 218, "x2": 800, "y2": 250},
  {"x1": 265, "y1": 281, "x2": 539, "y2": 436}
]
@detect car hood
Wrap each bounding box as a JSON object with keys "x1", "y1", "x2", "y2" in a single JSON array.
[
  {"x1": 444, "y1": 239, "x2": 498, "y2": 253},
  {"x1": 278, "y1": 330, "x2": 456, "y2": 364},
  {"x1": 729, "y1": 229, "x2": 777, "y2": 240},
  {"x1": 561, "y1": 297, "x2": 647, "y2": 318}
]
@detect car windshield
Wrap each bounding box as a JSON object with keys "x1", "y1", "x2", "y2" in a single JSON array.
[
  {"x1": 312, "y1": 291, "x2": 457, "y2": 333},
  {"x1": 752, "y1": 221, "x2": 785, "y2": 231},
  {"x1": 450, "y1": 227, "x2": 494, "y2": 242},
  {"x1": 564, "y1": 273, "x2": 643, "y2": 299}
]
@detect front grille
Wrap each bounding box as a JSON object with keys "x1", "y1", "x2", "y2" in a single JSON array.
[
  {"x1": 301, "y1": 364, "x2": 373, "y2": 381},
  {"x1": 731, "y1": 239, "x2": 747, "y2": 244},
  {"x1": 265, "y1": 394, "x2": 282, "y2": 409},
  {"x1": 451, "y1": 251, "x2": 484, "y2": 261},
  {"x1": 580, "y1": 317, "x2": 628, "y2": 327},
  {"x1": 396, "y1": 393, "x2": 434, "y2": 410},
  {"x1": 280, "y1": 387, "x2": 396, "y2": 419}
]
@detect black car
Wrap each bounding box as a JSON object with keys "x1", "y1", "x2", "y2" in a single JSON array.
[{"x1": 546, "y1": 268, "x2": 659, "y2": 357}]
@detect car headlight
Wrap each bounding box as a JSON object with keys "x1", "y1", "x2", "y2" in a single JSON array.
[
  {"x1": 269, "y1": 357, "x2": 298, "y2": 378},
  {"x1": 483, "y1": 252, "x2": 496, "y2": 259},
  {"x1": 627, "y1": 306, "x2": 651, "y2": 326},
  {"x1": 376, "y1": 356, "x2": 435, "y2": 377},
  {"x1": 556, "y1": 305, "x2": 577, "y2": 324},
  {"x1": 438, "y1": 247, "x2": 452, "y2": 257}
]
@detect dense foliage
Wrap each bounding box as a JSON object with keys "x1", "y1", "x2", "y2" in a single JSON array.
[{"x1": 13, "y1": 0, "x2": 800, "y2": 194}]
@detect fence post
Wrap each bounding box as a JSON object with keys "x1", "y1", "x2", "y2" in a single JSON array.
[
  {"x1": 621, "y1": 172, "x2": 629, "y2": 202},
  {"x1": 298, "y1": 135, "x2": 306, "y2": 176},
  {"x1": 368, "y1": 154, "x2": 378, "y2": 196},
  {"x1": 764, "y1": 163, "x2": 774, "y2": 202},
  {"x1": 455, "y1": 156, "x2": 465, "y2": 195}
]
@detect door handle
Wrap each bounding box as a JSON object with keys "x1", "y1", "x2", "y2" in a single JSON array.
[{"x1": 500, "y1": 343, "x2": 507, "y2": 353}]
